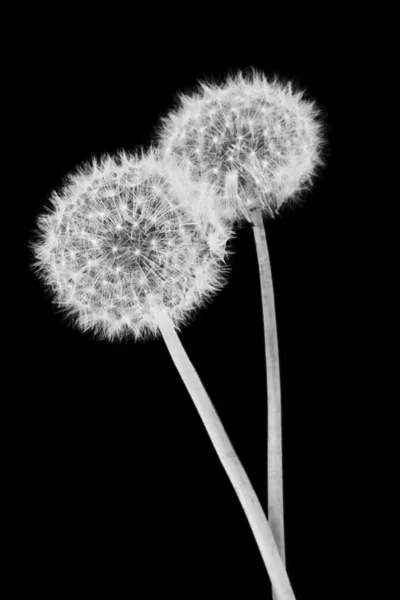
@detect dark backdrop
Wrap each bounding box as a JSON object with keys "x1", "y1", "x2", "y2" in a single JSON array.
[{"x1": 19, "y1": 13, "x2": 354, "y2": 599}]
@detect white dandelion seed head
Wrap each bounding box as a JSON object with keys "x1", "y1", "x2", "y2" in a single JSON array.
[
  {"x1": 157, "y1": 69, "x2": 327, "y2": 223},
  {"x1": 31, "y1": 148, "x2": 232, "y2": 341}
]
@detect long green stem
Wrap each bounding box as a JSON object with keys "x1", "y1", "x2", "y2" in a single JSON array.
[
  {"x1": 156, "y1": 309, "x2": 296, "y2": 600},
  {"x1": 250, "y1": 206, "x2": 285, "y2": 597}
]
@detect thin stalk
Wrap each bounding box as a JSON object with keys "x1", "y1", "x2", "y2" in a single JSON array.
[
  {"x1": 250, "y1": 205, "x2": 285, "y2": 593},
  {"x1": 156, "y1": 309, "x2": 296, "y2": 600}
]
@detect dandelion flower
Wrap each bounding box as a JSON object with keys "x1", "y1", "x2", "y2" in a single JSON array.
[
  {"x1": 31, "y1": 148, "x2": 229, "y2": 341},
  {"x1": 156, "y1": 68, "x2": 327, "y2": 586},
  {"x1": 157, "y1": 69, "x2": 326, "y2": 222}
]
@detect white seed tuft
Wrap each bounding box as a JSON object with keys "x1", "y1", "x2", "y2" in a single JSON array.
[
  {"x1": 30, "y1": 148, "x2": 232, "y2": 341},
  {"x1": 157, "y1": 69, "x2": 327, "y2": 222}
]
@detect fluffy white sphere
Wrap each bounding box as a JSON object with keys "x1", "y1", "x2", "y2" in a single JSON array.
[
  {"x1": 31, "y1": 148, "x2": 231, "y2": 340},
  {"x1": 157, "y1": 70, "x2": 327, "y2": 222}
]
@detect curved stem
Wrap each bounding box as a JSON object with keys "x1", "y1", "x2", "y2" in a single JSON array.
[
  {"x1": 156, "y1": 310, "x2": 296, "y2": 600},
  {"x1": 250, "y1": 206, "x2": 285, "y2": 588}
]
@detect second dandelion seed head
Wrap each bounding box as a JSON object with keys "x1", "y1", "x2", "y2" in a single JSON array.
[{"x1": 32, "y1": 149, "x2": 231, "y2": 340}]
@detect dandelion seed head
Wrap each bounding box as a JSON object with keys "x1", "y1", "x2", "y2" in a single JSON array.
[
  {"x1": 157, "y1": 69, "x2": 327, "y2": 223},
  {"x1": 30, "y1": 149, "x2": 232, "y2": 341}
]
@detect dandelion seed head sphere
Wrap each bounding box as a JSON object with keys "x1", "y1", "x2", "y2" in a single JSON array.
[
  {"x1": 32, "y1": 149, "x2": 231, "y2": 341},
  {"x1": 158, "y1": 69, "x2": 326, "y2": 223}
]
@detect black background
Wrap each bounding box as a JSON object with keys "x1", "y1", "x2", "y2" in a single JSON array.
[{"x1": 18, "y1": 12, "x2": 356, "y2": 599}]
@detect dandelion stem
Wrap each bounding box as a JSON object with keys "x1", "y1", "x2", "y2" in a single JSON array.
[
  {"x1": 250, "y1": 205, "x2": 285, "y2": 598},
  {"x1": 156, "y1": 309, "x2": 296, "y2": 600}
]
